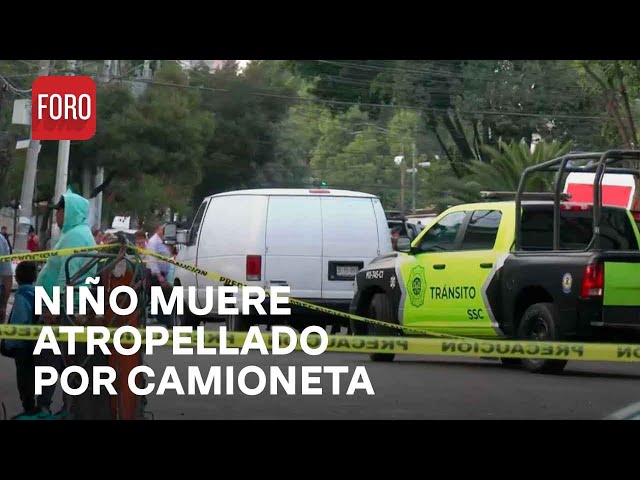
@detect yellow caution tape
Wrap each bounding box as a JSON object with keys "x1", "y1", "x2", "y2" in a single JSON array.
[
  {"x1": 136, "y1": 247, "x2": 456, "y2": 339},
  {"x1": 0, "y1": 243, "x2": 120, "y2": 263},
  {"x1": 2, "y1": 324, "x2": 640, "y2": 362},
  {"x1": 3, "y1": 243, "x2": 639, "y2": 363},
  {"x1": 0, "y1": 243, "x2": 454, "y2": 339}
]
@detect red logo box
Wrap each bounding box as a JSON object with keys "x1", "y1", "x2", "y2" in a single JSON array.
[{"x1": 32, "y1": 76, "x2": 96, "y2": 140}]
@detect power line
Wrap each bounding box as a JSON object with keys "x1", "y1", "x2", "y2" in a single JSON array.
[
  {"x1": 120, "y1": 76, "x2": 613, "y2": 121},
  {"x1": 0, "y1": 73, "x2": 32, "y2": 94},
  {"x1": 317, "y1": 59, "x2": 591, "y2": 93},
  {"x1": 318, "y1": 68, "x2": 602, "y2": 105}
]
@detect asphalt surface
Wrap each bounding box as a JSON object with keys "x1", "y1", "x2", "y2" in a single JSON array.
[{"x1": 2, "y1": 322, "x2": 640, "y2": 420}]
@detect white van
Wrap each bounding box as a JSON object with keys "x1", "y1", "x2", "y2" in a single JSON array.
[{"x1": 166, "y1": 188, "x2": 392, "y2": 330}]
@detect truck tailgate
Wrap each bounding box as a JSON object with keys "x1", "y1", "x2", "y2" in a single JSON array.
[{"x1": 602, "y1": 255, "x2": 640, "y2": 326}]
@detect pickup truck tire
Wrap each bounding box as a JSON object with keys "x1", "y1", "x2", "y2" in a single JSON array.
[
  {"x1": 517, "y1": 302, "x2": 568, "y2": 374},
  {"x1": 368, "y1": 293, "x2": 399, "y2": 362},
  {"x1": 225, "y1": 315, "x2": 252, "y2": 332}
]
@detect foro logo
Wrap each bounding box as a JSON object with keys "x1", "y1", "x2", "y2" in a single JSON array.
[
  {"x1": 37, "y1": 94, "x2": 92, "y2": 120},
  {"x1": 31, "y1": 76, "x2": 96, "y2": 140}
]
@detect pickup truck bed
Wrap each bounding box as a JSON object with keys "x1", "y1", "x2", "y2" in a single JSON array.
[{"x1": 498, "y1": 250, "x2": 640, "y2": 340}]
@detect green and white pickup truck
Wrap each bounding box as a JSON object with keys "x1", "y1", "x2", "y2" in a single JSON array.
[{"x1": 351, "y1": 150, "x2": 640, "y2": 374}]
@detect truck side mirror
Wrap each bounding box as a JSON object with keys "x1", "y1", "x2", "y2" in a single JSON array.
[
  {"x1": 176, "y1": 230, "x2": 189, "y2": 245},
  {"x1": 396, "y1": 236, "x2": 412, "y2": 253},
  {"x1": 163, "y1": 223, "x2": 177, "y2": 245}
]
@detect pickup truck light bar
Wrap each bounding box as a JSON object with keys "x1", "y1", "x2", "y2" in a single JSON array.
[{"x1": 514, "y1": 150, "x2": 640, "y2": 251}]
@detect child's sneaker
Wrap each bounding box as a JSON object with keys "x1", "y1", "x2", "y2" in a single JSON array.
[
  {"x1": 11, "y1": 409, "x2": 37, "y2": 420},
  {"x1": 34, "y1": 407, "x2": 52, "y2": 419}
]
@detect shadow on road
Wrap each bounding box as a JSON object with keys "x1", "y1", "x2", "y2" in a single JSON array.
[
  {"x1": 393, "y1": 358, "x2": 640, "y2": 380},
  {"x1": 559, "y1": 369, "x2": 640, "y2": 381}
]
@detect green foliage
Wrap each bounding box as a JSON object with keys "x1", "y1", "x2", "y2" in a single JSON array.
[
  {"x1": 191, "y1": 61, "x2": 304, "y2": 203},
  {"x1": 435, "y1": 139, "x2": 575, "y2": 205},
  {"x1": 0, "y1": 59, "x2": 639, "y2": 228}
]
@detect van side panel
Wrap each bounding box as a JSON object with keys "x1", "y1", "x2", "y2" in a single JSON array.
[
  {"x1": 373, "y1": 197, "x2": 393, "y2": 255},
  {"x1": 320, "y1": 197, "x2": 382, "y2": 300},
  {"x1": 195, "y1": 195, "x2": 269, "y2": 313},
  {"x1": 264, "y1": 196, "x2": 322, "y2": 298}
]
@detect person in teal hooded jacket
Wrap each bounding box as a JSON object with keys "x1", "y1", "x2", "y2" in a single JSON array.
[
  {"x1": 33, "y1": 187, "x2": 98, "y2": 418},
  {"x1": 37, "y1": 187, "x2": 97, "y2": 302}
]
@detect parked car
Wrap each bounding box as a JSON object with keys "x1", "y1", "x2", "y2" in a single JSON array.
[{"x1": 164, "y1": 188, "x2": 393, "y2": 331}]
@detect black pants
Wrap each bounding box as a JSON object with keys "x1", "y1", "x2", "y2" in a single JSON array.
[
  {"x1": 14, "y1": 348, "x2": 36, "y2": 412},
  {"x1": 34, "y1": 337, "x2": 111, "y2": 419},
  {"x1": 34, "y1": 346, "x2": 66, "y2": 411},
  {"x1": 150, "y1": 274, "x2": 173, "y2": 328}
]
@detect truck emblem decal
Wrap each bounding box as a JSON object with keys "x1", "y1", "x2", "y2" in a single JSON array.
[
  {"x1": 408, "y1": 266, "x2": 426, "y2": 307},
  {"x1": 390, "y1": 276, "x2": 396, "y2": 289},
  {"x1": 562, "y1": 273, "x2": 573, "y2": 294}
]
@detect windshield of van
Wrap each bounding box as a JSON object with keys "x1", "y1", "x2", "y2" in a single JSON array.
[{"x1": 520, "y1": 205, "x2": 639, "y2": 251}]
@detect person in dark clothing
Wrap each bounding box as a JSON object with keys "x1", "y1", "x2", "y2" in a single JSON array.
[
  {"x1": 1, "y1": 226, "x2": 12, "y2": 254},
  {"x1": 1, "y1": 261, "x2": 39, "y2": 419}
]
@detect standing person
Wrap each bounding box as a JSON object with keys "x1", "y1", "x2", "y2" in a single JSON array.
[
  {"x1": 1, "y1": 226, "x2": 12, "y2": 254},
  {"x1": 146, "y1": 222, "x2": 173, "y2": 328},
  {"x1": 0, "y1": 232, "x2": 12, "y2": 323},
  {"x1": 92, "y1": 227, "x2": 103, "y2": 245},
  {"x1": 26, "y1": 226, "x2": 39, "y2": 252},
  {"x1": 134, "y1": 230, "x2": 153, "y2": 319},
  {"x1": 0, "y1": 262, "x2": 39, "y2": 419},
  {"x1": 33, "y1": 187, "x2": 97, "y2": 418},
  {"x1": 134, "y1": 230, "x2": 147, "y2": 250}
]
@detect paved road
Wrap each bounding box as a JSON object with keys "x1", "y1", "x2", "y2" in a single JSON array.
[{"x1": 2, "y1": 329, "x2": 640, "y2": 419}]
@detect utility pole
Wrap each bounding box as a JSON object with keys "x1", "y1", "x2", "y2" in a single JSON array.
[
  {"x1": 94, "y1": 167, "x2": 104, "y2": 229},
  {"x1": 90, "y1": 60, "x2": 114, "y2": 231},
  {"x1": 411, "y1": 142, "x2": 416, "y2": 214},
  {"x1": 400, "y1": 144, "x2": 405, "y2": 214},
  {"x1": 51, "y1": 60, "x2": 76, "y2": 245},
  {"x1": 14, "y1": 60, "x2": 50, "y2": 253}
]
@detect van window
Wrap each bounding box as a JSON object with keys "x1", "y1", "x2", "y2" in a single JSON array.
[
  {"x1": 520, "y1": 205, "x2": 639, "y2": 251},
  {"x1": 321, "y1": 197, "x2": 378, "y2": 257},
  {"x1": 461, "y1": 210, "x2": 502, "y2": 250},
  {"x1": 189, "y1": 200, "x2": 208, "y2": 246},
  {"x1": 417, "y1": 211, "x2": 466, "y2": 252}
]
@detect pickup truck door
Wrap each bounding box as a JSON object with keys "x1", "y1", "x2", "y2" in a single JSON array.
[
  {"x1": 401, "y1": 209, "x2": 504, "y2": 338},
  {"x1": 401, "y1": 210, "x2": 466, "y2": 334},
  {"x1": 450, "y1": 209, "x2": 505, "y2": 338}
]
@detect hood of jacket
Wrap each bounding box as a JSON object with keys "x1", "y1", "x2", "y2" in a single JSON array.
[{"x1": 61, "y1": 187, "x2": 90, "y2": 233}]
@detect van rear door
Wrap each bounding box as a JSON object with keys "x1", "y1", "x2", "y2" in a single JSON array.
[
  {"x1": 264, "y1": 196, "x2": 322, "y2": 299},
  {"x1": 320, "y1": 196, "x2": 381, "y2": 300}
]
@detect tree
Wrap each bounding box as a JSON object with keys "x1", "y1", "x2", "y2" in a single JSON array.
[
  {"x1": 434, "y1": 139, "x2": 575, "y2": 205},
  {"x1": 577, "y1": 60, "x2": 640, "y2": 148},
  {"x1": 70, "y1": 61, "x2": 215, "y2": 225},
  {"x1": 286, "y1": 60, "x2": 606, "y2": 175},
  {"x1": 190, "y1": 60, "x2": 299, "y2": 203}
]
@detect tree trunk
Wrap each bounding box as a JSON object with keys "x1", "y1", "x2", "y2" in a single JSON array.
[
  {"x1": 424, "y1": 110, "x2": 462, "y2": 177},
  {"x1": 441, "y1": 111, "x2": 475, "y2": 161},
  {"x1": 582, "y1": 62, "x2": 631, "y2": 147},
  {"x1": 614, "y1": 61, "x2": 638, "y2": 147},
  {"x1": 471, "y1": 119, "x2": 484, "y2": 162}
]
